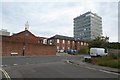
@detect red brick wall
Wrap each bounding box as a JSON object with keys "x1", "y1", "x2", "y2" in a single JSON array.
[
  {"x1": 52, "y1": 38, "x2": 88, "y2": 51},
  {"x1": 1, "y1": 30, "x2": 57, "y2": 56},
  {"x1": 55, "y1": 39, "x2": 60, "y2": 49},
  {"x1": 60, "y1": 39, "x2": 65, "y2": 50},
  {"x1": 2, "y1": 41, "x2": 56, "y2": 56},
  {"x1": 65, "y1": 40, "x2": 71, "y2": 50},
  {"x1": 76, "y1": 41, "x2": 88, "y2": 50}
]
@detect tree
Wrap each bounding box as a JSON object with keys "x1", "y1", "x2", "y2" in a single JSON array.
[
  {"x1": 88, "y1": 36, "x2": 109, "y2": 50},
  {"x1": 108, "y1": 42, "x2": 120, "y2": 49}
]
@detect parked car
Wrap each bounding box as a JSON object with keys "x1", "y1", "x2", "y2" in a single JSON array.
[
  {"x1": 59, "y1": 49, "x2": 64, "y2": 53},
  {"x1": 90, "y1": 48, "x2": 108, "y2": 57},
  {"x1": 67, "y1": 49, "x2": 77, "y2": 53}
]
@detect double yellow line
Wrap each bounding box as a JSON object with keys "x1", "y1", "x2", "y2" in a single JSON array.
[{"x1": 0, "y1": 68, "x2": 11, "y2": 80}]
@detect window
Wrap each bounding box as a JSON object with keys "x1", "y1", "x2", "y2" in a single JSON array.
[
  {"x1": 63, "y1": 40, "x2": 65, "y2": 44},
  {"x1": 84, "y1": 28, "x2": 87, "y2": 31},
  {"x1": 84, "y1": 42, "x2": 86, "y2": 45},
  {"x1": 57, "y1": 39, "x2": 59, "y2": 43},
  {"x1": 43, "y1": 39, "x2": 47, "y2": 44},
  {"x1": 81, "y1": 42, "x2": 83, "y2": 45},
  {"x1": 49, "y1": 40, "x2": 53, "y2": 44},
  {"x1": 63, "y1": 47, "x2": 65, "y2": 50},
  {"x1": 72, "y1": 41, "x2": 74, "y2": 44},
  {"x1": 68, "y1": 41, "x2": 70, "y2": 44},
  {"x1": 86, "y1": 43, "x2": 88, "y2": 45},
  {"x1": 57, "y1": 46, "x2": 59, "y2": 49},
  {"x1": 68, "y1": 47, "x2": 70, "y2": 49}
]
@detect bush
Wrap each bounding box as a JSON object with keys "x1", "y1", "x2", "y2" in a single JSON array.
[
  {"x1": 110, "y1": 54, "x2": 120, "y2": 59},
  {"x1": 64, "y1": 50, "x2": 67, "y2": 53},
  {"x1": 111, "y1": 55, "x2": 118, "y2": 59},
  {"x1": 68, "y1": 52, "x2": 76, "y2": 55},
  {"x1": 91, "y1": 56, "x2": 120, "y2": 68},
  {"x1": 77, "y1": 47, "x2": 89, "y2": 54}
]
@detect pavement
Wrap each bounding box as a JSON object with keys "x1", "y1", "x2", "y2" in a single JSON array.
[
  {"x1": 56, "y1": 52, "x2": 71, "y2": 56},
  {"x1": 68, "y1": 59, "x2": 120, "y2": 74},
  {"x1": 56, "y1": 53, "x2": 119, "y2": 74}
]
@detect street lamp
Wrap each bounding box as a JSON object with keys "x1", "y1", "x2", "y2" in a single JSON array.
[
  {"x1": 22, "y1": 21, "x2": 29, "y2": 56},
  {"x1": 23, "y1": 32, "x2": 26, "y2": 56},
  {"x1": 23, "y1": 30, "x2": 28, "y2": 56},
  {"x1": 23, "y1": 46, "x2": 25, "y2": 56}
]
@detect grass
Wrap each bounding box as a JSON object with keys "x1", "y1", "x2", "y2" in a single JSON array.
[{"x1": 91, "y1": 55, "x2": 120, "y2": 68}]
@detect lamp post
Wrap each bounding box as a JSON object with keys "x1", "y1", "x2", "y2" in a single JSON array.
[
  {"x1": 22, "y1": 21, "x2": 29, "y2": 56},
  {"x1": 23, "y1": 32, "x2": 26, "y2": 56},
  {"x1": 23, "y1": 46, "x2": 25, "y2": 56}
]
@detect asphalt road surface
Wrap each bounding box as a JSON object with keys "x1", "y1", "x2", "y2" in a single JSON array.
[{"x1": 1, "y1": 55, "x2": 119, "y2": 79}]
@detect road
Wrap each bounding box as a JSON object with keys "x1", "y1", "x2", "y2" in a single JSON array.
[{"x1": 1, "y1": 54, "x2": 119, "y2": 79}]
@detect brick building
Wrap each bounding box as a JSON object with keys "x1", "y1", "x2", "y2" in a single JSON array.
[
  {"x1": 1, "y1": 30, "x2": 56, "y2": 56},
  {"x1": 48, "y1": 35, "x2": 88, "y2": 52}
]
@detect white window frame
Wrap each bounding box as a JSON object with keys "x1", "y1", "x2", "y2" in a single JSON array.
[
  {"x1": 68, "y1": 40, "x2": 70, "y2": 44},
  {"x1": 57, "y1": 39, "x2": 59, "y2": 43},
  {"x1": 81, "y1": 42, "x2": 83, "y2": 45},
  {"x1": 84, "y1": 42, "x2": 86, "y2": 45},
  {"x1": 57, "y1": 46, "x2": 59, "y2": 49},
  {"x1": 68, "y1": 47, "x2": 70, "y2": 49},
  {"x1": 72, "y1": 41, "x2": 74, "y2": 44},
  {"x1": 63, "y1": 40, "x2": 65, "y2": 44},
  {"x1": 43, "y1": 39, "x2": 47, "y2": 44},
  {"x1": 63, "y1": 47, "x2": 65, "y2": 50}
]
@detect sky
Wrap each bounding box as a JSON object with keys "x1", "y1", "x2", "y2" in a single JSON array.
[{"x1": 0, "y1": 0, "x2": 119, "y2": 42}]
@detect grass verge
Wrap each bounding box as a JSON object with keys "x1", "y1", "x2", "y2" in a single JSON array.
[{"x1": 91, "y1": 55, "x2": 120, "y2": 68}]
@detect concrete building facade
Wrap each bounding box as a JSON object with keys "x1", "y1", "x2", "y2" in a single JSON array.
[{"x1": 74, "y1": 11, "x2": 102, "y2": 40}]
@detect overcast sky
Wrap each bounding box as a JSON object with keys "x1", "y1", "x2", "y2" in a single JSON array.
[{"x1": 0, "y1": 0, "x2": 119, "y2": 42}]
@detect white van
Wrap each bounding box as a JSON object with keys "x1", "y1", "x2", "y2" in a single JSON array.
[{"x1": 90, "y1": 48, "x2": 108, "y2": 57}]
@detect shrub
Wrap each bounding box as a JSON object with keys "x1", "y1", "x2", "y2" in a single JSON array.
[
  {"x1": 68, "y1": 52, "x2": 76, "y2": 55},
  {"x1": 64, "y1": 50, "x2": 67, "y2": 53},
  {"x1": 111, "y1": 55, "x2": 118, "y2": 59},
  {"x1": 110, "y1": 54, "x2": 120, "y2": 59},
  {"x1": 77, "y1": 47, "x2": 89, "y2": 54}
]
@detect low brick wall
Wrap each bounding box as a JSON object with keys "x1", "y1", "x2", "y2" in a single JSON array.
[{"x1": 2, "y1": 41, "x2": 57, "y2": 56}]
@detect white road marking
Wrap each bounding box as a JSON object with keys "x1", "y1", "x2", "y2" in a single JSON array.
[
  {"x1": 99, "y1": 69, "x2": 119, "y2": 75},
  {"x1": 85, "y1": 67, "x2": 119, "y2": 75},
  {"x1": 1, "y1": 65, "x2": 7, "y2": 67},
  {"x1": 0, "y1": 68, "x2": 11, "y2": 80},
  {"x1": 13, "y1": 64, "x2": 18, "y2": 66}
]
